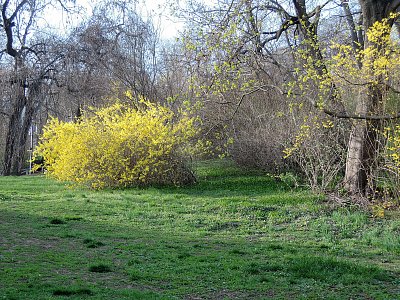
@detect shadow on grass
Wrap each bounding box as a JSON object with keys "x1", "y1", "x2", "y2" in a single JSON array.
[
  {"x1": 124, "y1": 169, "x2": 315, "y2": 205},
  {"x1": 131, "y1": 176, "x2": 317, "y2": 207},
  {"x1": 0, "y1": 160, "x2": 312, "y2": 206}
]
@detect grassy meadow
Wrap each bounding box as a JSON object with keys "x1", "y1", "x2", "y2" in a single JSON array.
[{"x1": 0, "y1": 160, "x2": 399, "y2": 299}]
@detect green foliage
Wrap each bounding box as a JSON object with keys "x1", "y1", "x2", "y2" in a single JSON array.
[
  {"x1": 35, "y1": 99, "x2": 201, "y2": 188},
  {"x1": 277, "y1": 172, "x2": 300, "y2": 189}
]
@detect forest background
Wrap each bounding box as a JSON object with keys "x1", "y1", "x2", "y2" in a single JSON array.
[{"x1": 1, "y1": 0, "x2": 400, "y2": 204}]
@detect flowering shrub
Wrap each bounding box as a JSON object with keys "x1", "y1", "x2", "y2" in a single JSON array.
[
  {"x1": 385, "y1": 125, "x2": 400, "y2": 170},
  {"x1": 379, "y1": 124, "x2": 400, "y2": 200},
  {"x1": 35, "y1": 100, "x2": 200, "y2": 188}
]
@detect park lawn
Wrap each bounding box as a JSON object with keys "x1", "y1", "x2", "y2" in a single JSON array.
[{"x1": 0, "y1": 160, "x2": 399, "y2": 300}]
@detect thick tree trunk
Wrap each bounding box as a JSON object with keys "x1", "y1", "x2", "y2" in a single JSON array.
[
  {"x1": 1, "y1": 0, "x2": 42, "y2": 176},
  {"x1": 2, "y1": 90, "x2": 34, "y2": 176},
  {"x1": 344, "y1": 114, "x2": 368, "y2": 193},
  {"x1": 3, "y1": 93, "x2": 27, "y2": 175},
  {"x1": 2, "y1": 71, "x2": 37, "y2": 176},
  {"x1": 343, "y1": 0, "x2": 400, "y2": 195},
  {"x1": 344, "y1": 113, "x2": 382, "y2": 195},
  {"x1": 13, "y1": 97, "x2": 34, "y2": 175}
]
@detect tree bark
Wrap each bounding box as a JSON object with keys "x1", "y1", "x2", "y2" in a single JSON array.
[
  {"x1": 3, "y1": 95, "x2": 26, "y2": 175},
  {"x1": 343, "y1": 0, "x2": 400, "y2": 195},
  {"x1": 2, "y1": 54, "x2": 41, "y2": 175},
  {"x1": 344, "y1": 90, "x2": 382, "y2": 194},
  {"x1": 2, "y1": 72, "x2": 34, "y2": 175},
  {"x1": 1, "y1": 0, "x2": 39, "y2": 176},
  {"x1": 344, "y1": 91, "x2": 368, "y2": 194}
]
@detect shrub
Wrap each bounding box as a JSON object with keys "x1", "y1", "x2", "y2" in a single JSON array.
[
  {"x1": 376, "y1": 124, "x2": 400, "y2": 201},
  {"x1": 35, "y1": 100, "x2": 200, "y2": 188},
  {"x1": 283, "y1": 114, "x2": 348, "y2": 193}
]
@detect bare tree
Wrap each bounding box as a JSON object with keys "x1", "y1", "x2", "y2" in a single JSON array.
[
  {"x1": 0, "y1": 0, "x2": 161, "y2": 175},
  {"x1": 63, "y1": 1, "x2": 160, "y2": 105},
  {"x1": 0, "y1": 0, "x2": 75, "y2": 175}
]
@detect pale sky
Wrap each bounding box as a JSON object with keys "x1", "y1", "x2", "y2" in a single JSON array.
[
  {"x1": 139, "y1": 0, "x2": 184, "y2": 39},
  {"x1": 42, "y1": 0, "x2": 183, "y2": 40}
]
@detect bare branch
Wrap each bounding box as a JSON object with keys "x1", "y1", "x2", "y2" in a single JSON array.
[
  {"x1": 0, "y1": 110, "x2": 10, "y2": 117},
  {"x1": 341, "y1": 0, "x2": 362, "y2": 53},
  {"x1": 304, "y1": 94, "x2": 400, "y2": 120},
  {"x1": 323, "y1": 109, "x2": 400, "y2": 120},
  {"x1": 388, "y1": 0, "x2": 400, "y2": 13},
  {"x1": 9, "y1": 0, "x2": 29, "y2": 21}
]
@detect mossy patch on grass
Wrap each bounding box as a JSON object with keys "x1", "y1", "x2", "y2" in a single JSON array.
[
  {"x1": 49, "y1": 218, "x2": 66, "y2": 225},
  {"x1": 89, "y1": 264, "x2": 112, "y2": 273},
  {"x1": 83, "y1": 238, "x2": 105, "y2": 248},
  {"x1": 65, "y1": 216, "x2": 83, "y2": 221},
  {"x1": 53, "y1": 288, "x2": 93, "y2": 296}
]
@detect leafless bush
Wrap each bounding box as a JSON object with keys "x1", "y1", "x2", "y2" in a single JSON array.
[
  {"x1": 286, "y1": 113, "x2": 349, "y2": 193},
  {"x1": 227, "y1": 85, "x2": 298, "y2": 173}
]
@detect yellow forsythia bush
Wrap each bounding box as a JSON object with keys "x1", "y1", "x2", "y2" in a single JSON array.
[{"x1": 35, "y1": 101, "x2": 200, "y2": 188}]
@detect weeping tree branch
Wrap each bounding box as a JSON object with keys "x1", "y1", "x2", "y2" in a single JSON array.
[{"x1": 0, "y1": 110, "x2": 10, "y2": 117}]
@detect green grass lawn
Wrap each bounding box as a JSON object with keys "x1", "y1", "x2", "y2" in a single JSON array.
[{"x1": 0, "y1": 160, "x2": 399, "y2": 299}]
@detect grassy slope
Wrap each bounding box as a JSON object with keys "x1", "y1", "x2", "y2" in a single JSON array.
[{"x1": 0, "y1": 159, "x2": 399, "y2": 300}]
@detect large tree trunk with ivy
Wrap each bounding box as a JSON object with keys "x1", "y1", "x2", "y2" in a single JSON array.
[{"x1": 343, "y1": 0, "x2": 400, "y2": 195}]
